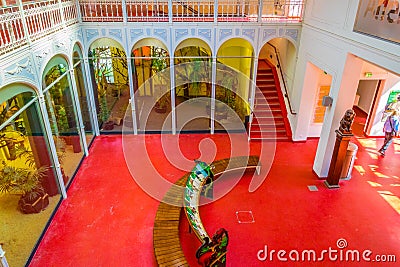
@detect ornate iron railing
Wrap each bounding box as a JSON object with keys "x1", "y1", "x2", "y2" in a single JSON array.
[
  {"x1": 78, "y1": 0, "x2": 304, "y2": 22},
  {"x1": 0, "y1": 0, "x2": 78, "y2": 55},
  {"x1": 0, "y1": 0, "x2": 304, "y2": 55}
]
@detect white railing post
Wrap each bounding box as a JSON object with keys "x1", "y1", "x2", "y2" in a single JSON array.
[
  {"x1": 168, "y1": 0, "x2": 173, "y2": 23},
  {"x1": 58, "y1": 0, "x2": 67, "y2": 29},
  {"x1": 122, "y1": 0, "x2": 128, "y2": 24},
  {"x1": 214, "y1": 0, "x2": 218, "y2": 23},
  {"x1": 75, "y1": 0, "x2": 83, "y2": 23},
  {"x1": 17, "y1": 0, "x2": 31, "y2": 44},
  {"x1": 258, "y1": 0, "x2": 263, "y2": 22}
]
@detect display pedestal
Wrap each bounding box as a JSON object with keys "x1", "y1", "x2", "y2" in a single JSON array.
[{"x1": 324, "y1": 130, "x2": 353, "y2": 189}]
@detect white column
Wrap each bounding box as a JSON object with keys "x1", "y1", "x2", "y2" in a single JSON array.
[
  {"x1": 248, "y1": 56, "x2": 259, "y2": 140},
  {"x1": 170, "y1": 56, "x2": 176, "y2": 134},
  {"x1": 69, "y1": 71, "x2": 89, "y2": 155},
  {"x1": 37, "y1": 94, "x2": 67, "y2": 199},
  {"x1": 127, "y1": 59, "x2": 138, "y2": 135},
  {"x1": 210, "y1": 57, "x2": 216, "y2": 134},
  {"x1": 83, "y1": 58, "x2": 100, "y2": 136},
  {"x1": 313, "y1": 55, "x2": 363, "y2": 177}
]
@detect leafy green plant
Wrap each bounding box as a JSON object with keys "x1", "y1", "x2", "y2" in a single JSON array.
[
  {"x1": 0, "y1": 161, "x2": 48, "y2": 202},
  {"x1": 0, "y1": 140, "x2": 49, "y2": 201},
  {"x1": 56, "y1": 106, "x2": 69, "y2": 133},
  {"x1": 151, "y1": 47, "x2": 169, "y2": 112}
]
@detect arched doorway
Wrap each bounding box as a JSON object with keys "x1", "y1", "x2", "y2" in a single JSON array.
[
  {"x1": 250, "y1": 38, "x2": 296, "y2": 140},
  {"x1": 174, "y1": 38, "x2": 212, "y2": 132},
  {"x1": 88, "y1": 38, "x2": 129, "y2": 132},
  {"x1": 42, "y1": 55, "x2": 84, "y2": 185},
  {"x1": 132, "y1": 38, "x2": 171, "y2": 132},
  {"x1": 0, "y1": 84, "x2": 61, "y2": 266},
  {"x1": 216, "y1": 38, "x2": 253, "y2": 131},
  {"x1": 72, "y1": 43, "x2": 95, "y2": 145}
]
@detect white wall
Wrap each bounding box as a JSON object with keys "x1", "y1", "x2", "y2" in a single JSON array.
[
  {"x1": 356, "y1": 80, "x2": 378, "y2": 113},
  {"x1": 308, "y1": 69, "x2": 333, "y2": 137},
  {"x1": 291, "y1": 0, "x2": 400, "y2": 177}
]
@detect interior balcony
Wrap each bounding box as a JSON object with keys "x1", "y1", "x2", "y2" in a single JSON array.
[{"x1": 0, "y1": 0, "x2": 304, "y2": 56}]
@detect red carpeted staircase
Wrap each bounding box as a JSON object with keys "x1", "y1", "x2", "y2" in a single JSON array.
[{"x1": 249, "y1": 59, "x2": 292, "y2": 141}]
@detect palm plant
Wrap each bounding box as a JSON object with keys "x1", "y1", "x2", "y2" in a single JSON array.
[
  {"x1": 0, "y1": 161, "x2": 48, "y2": 202},
  {"x1": 0, "y1": 144, "x2": 49, "y2": 213}
]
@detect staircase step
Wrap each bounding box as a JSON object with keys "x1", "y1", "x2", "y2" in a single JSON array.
[
  {"x1": 257, "y1": 80, "x2": 275, "y2": 84},
  {"x1": 250, "y1": 136, "x2": 291, "y2": 141},
  {"x1": 250, "y1": 60, "x2": 291, "y2": 141},
  {"x1": 257, "y1": 84, "x2": 277, "y2": 91},
  {"x1": 255, "y1": 97, "x2": 279, "y2": 103},
  {"x1": 254, "y1": 114, "x2": 284, "y2": 121},
  {"x1": 249, "y1": 130, "x2": 287, "y2": 137}
]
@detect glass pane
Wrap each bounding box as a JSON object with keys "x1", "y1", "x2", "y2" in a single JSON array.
[
  {"x1": 215, "y1": 61, "x2": 252, "y2": 132},
  {"x1": 73, "y1": 55, "x2": 95, "y2": 145},
  {"x1": 90, "y1": 47, "x2": 130, "y2": 132},
  {"x1": 133, "y1": 46, "x2": 172, "y2": 133},
  {"x1": 174, "y1": 47, "x2": 212, "y2": 132},
  {"x1": 0, "y1": 93, "x2": 61, "y2": 267},
  {"x1": 44, "y1": 64, "x2": 83, "y2": 185}
]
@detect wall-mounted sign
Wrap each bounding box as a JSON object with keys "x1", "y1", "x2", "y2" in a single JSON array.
[{"x1": 353, "y1": 0, "x2": 400, "y2": 44}]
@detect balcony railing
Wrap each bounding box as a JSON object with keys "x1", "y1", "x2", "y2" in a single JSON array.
[
  {"x1": 0, "y1": 0, "x2": 78, "y2": 55},
  {"x1": 0, "y1": 0, "x2": 304, "y2": 55},
  {"x1": 79, "y1": 0, "x2": 304, "y2": 23}
]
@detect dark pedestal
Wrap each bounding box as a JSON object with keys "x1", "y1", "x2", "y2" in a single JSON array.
[{"x1": 325, "y1": 130, "x2": 353, "y2": 189}]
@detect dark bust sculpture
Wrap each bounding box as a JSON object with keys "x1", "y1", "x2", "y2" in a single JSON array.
[{"x1": 338, "y1": 109, "x2": 355, "y2": 134}]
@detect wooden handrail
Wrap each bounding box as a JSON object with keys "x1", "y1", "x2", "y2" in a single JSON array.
[{"x1": 265, "y1": 42, "x2": 296, "y2": 115}]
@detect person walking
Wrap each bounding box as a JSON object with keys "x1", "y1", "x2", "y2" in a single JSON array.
[{"x1": 378, "y1": 110, "x2": 400, "y2": 157}]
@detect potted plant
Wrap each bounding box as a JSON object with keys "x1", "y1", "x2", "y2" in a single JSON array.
[
  {"x1": 0, "y1": 162, "x2": 49, "y2": 214},
  {"x1": 0, "y1": 148, "x2": 49, "y2": 214}
]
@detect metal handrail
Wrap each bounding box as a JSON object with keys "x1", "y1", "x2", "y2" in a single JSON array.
[{"x1": 266, "y1": 42, "x2": 296, "y2": 115}]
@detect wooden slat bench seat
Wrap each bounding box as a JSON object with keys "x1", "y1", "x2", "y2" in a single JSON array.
[
  {"x1": 153, "y1": 155, "x2": 260, "y2": 266},
  {"x1": 153, "y1": 173, "x2": 189, "y2": 267}
]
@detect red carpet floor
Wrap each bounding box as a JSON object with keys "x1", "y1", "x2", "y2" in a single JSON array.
[{"x1": 29, "y1": 131, "x2": 400, "y2": 266}]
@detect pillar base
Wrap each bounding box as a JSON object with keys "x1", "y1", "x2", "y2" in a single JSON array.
[{"x1": 324, "y1": 180, "x2": 340, "y2": 189}]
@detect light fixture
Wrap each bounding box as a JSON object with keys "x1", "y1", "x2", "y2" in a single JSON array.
[{"x1": 365, "y1": 72, "x2": 373, "y2": 78}]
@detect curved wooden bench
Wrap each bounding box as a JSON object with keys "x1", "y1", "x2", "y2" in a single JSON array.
[{"x1": 153, "y1": 156, "x2": 260, "y2": 267}]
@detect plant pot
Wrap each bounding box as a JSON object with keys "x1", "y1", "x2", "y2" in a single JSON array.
[
  {"x1": 71, "y1": 136, "x2": 81, "y2": 153},
  {"x1": 18, "y1": 192, "x2": 49, "y2": 214},
  {"x1": 103, "y1": 121, "x2": 114, "y2": 130},
  {"x1": 62, "y1": 136, "x2": 72, "y2": 145},
  {"x1": 155, "y1": 106, "x2": 167, "y2": 113}
]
